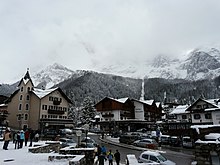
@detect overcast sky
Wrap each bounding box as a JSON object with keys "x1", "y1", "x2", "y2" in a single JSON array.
[{"x1": 1, "y1": 0, "x2": 220, "y2": 83}]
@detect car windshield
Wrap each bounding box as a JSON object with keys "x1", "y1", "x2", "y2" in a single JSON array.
[{"x1": 157, "y1": 154, "x2": 167, "y2": 162}]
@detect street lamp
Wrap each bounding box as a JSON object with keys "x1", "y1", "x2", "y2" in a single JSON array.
[
  {"x1": 82, "y1": 124, "x2": 90, "y2": 148},
  {"x1": 76, "y1": 130, "x2": 82, "y2": 147}
]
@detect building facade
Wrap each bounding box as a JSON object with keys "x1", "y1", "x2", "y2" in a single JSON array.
[{"x1": 6, "y1": 70, "x2": 73, "y2": 131}]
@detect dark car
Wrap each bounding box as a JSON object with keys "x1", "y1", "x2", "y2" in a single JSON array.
[
  {"x1": 42, "y1": 129, "x2": 58, "y2": 139},
  {"x1": 169, "y1": 136, "x2": 181, "y2": 147}
]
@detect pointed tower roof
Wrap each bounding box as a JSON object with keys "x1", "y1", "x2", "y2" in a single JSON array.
[
  {"x1": 18, "y1": 68, "x2": 34, "y2": 87},
  {"x1": 24, "y1": 68, "x2": 31, "y2": 80}
]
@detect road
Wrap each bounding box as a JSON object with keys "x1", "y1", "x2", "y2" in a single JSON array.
[
  {"x1": 73, "y1": 133, "x2": 194, "y2": 165},
  {"x1": 91, "y1": 134, "x2": 194, "y2": 165}
]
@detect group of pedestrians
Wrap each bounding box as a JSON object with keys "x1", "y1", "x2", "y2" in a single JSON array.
[
  {"x1": 97, "y1": 145, "x2": 121, "y2": 165},
  {"x1": 2, "y1": 128, "x2": 39, "y2": 150}
]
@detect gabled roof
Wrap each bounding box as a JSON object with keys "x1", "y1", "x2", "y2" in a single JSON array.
[
  {"x1": 131, "y1": 99, "x2": 154, "y2": 105},
  {"x1": 95, "y1": 97, "x2": 130, "y2": 106},
  {"x1": 186, "y1": 98, "x2": 219, "y2": 112},
  {"x1": 113, "y1": 97, "x2": 129, "y2": 103},
  {"x1": 32, "y1": 87, "x2": 59, "y2": 99},
  {"x1": 31, "y1": 87, "x2": 72, "y2": 104},
  {"x1": 170, "y1": 105, "x2": 189, "y2": 115}
]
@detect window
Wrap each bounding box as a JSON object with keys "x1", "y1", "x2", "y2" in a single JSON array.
[
  {"x1": 42, "y1": 105, "x2": 47, "y2": 110},
  {"x1": 142, "y1": 154, "x2": 149, "y2": 159},
  {"x1": 18, "y1": 104, "x2": 22, "y2": 110},
  {"x1": 20, "y1": 95, "x2": 23, "y2": 100},
  {"x1": 24, "y1": 114, "x2": 28, "y2": 120},
  {"x1": 194, "y1": 114, "x2": 201, "y2": 120},
  {"x1": 205, "y1": 113, "x2": 212, "y2": 119},
  {"x1": 27, "y1": 87, "x2": 31, "y2": 92},
  {"x1": 25, "y1": 104, "x2": 29, "y2": 110},
  {"x1": 149, "y1": 155, "x2": 158, "y2": 162},
  {"x1": 20, "y1": 87, "x2": 23, "y2": 92},
  {"x1": 49, "y1": 96, "x2": 53, "y2": 101},
  {"x1": 26, "y1": 95, "x2": 30, "y2": 100},
  {"x1": 182, "y1": 115, "x2": 187, "y2": 120}
]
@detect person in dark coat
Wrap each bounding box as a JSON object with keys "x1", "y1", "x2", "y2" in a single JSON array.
[
  {"x1": 98, "y1": 152, "x2": 107, "y2": 165},
  {"x1": 29, "y1": 130, "x2": 35, "y2": 147},
  {"x1": 114, "y1": 150, "x2": 121, "y2": 165},
  {"x1": 24, "y1": 130, "x2": 29, "y2": 146}
]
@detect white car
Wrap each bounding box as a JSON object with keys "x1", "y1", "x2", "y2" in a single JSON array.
[{"x1": 138, "y1": 151, "x2": 176, "y2": 165}]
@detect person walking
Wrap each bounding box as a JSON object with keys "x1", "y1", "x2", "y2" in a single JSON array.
[
  {"x1": 19, "y1": 130, "x2": 25, "y2": 148},
  {"x1": 14, "y1": 131, "x2": 18, "y2": 149},
  {"x1": 24, "y1": 130, "x2": 29, "y2": 146},
  {"x1": 98, "y1": 152, "x2": 107, "y2": 165},
  {"x1": 114, "y1": 150, "x2": 121, "y2": 165},
  {"x1": 107, "y1": 149, "x2": 114, "y2": 165},
  {"x1": 101, "y1": 145, "x2": 107, "y2": 155},
  {"x1": 35, "y1": 132, "x2": 39, "y2": 142},
  {"x1": 3, "y1": 128, "x2": 11, "y2": 150},
  {"x1": 29, "y1": 130, "x2": 35, "y2": 147}
]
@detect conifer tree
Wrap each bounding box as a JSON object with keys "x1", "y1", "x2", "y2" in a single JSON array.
[{"x1": 81, "y1": 96, "x2": 96, "y2": 125}]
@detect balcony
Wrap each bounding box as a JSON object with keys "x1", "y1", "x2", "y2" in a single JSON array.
[
  {"x1": 48, "y1": 109, "x2": 64, "y2": 115},
  {"x1": 53, "y1": 100, "x2": 61, "y2": 105}
]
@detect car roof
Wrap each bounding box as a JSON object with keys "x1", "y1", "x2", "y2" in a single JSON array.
[
  {"x1": 141, "y1": 138, "x2": 154, "y2": 141},
  {"x1": 141, "y1": 151, "x2": 160, "y2": 156}
]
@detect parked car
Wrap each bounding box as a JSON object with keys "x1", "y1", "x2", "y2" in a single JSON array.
[
  {"x1": 160, "y1": 135, "x2": 170, "y2": 145},
  {"x1": 138, "y1": 151, "x2": 176, "y2": 165},
  {"x1": 126, "y1": 154, "x2": 159, "y2": 165},
  {"x1": 42, "y1": 129, "x2": 58, "y2": 139},
  {"x1": 81, "y1": 137, "x2": 97, "y2": 147},
  {"x1": 182, "y1": 136, "x2": 194, "y2": 148},
  {"x1": 133, "y1": 138, "x2": 158, "y2": 149},
  {"x1": 119, "y1": 134, "x2": 138, "y2": 144},
  {"x1": 204, "y1": 133, "x2": 220, "y2": 142},
  {"x1": 169, "y1": 136, "x2": 181, "y2": 147},
  {"x1": 59, "y1": 138, "x2": 77, "y2": 148}
]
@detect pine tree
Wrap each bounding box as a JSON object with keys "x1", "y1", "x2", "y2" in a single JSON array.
[{"x1": 81, "y1": 97, "x2": 96, "y2": 125}]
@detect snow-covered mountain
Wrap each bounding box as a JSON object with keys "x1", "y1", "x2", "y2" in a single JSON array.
[
  {"x1": 30, "y1": 46, "x2": 220, "y2": 89},
  {"x1": 32, "y1": 63, "x2": 84, "y2": 89},
  {"x1": 93, "y1": 47, "x2": 220, "y2": 80}
]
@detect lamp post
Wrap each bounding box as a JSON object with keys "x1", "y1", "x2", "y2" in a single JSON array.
[
  {"x1": 83, "y1": 124, "x2": 90, "y2": 148},
  {"x1": 76, "y1": 130, "x2": 82, "y2": 147}
]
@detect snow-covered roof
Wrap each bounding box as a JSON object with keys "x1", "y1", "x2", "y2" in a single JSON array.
[
  {"x1": 155, "y1": 102, "x2": 161, "y2": 108},
  {"x1": 204, "y1": 99, "x2": 220, "y2": 107},
  {"x1": 0, "y1": 104, "x2": 7, "y2": 107},
  {"x1": 205, "y1": 108, "x2": 220, "y2": 112},
  {"x1": 170, "y1": 105, "x2": 189, "y2": 115},
  {"x1": 32, "y1": 87, "x2": 58, "y2": 99},
  {"x1": 23, "y1": 78, "x2": 31, "y2": 85},
  {"x1": 132, "y1": 99, "x2": 154, "y2": 105},
  {"x1": 113, "y1": 97, "x2": 129, "y2": 103},
  {"x1": 142, "y1": 100, "x2": 154, "y2": 105},
  {"x1": 191, "y1": 124, "x2": 220, "y2": 134}
]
